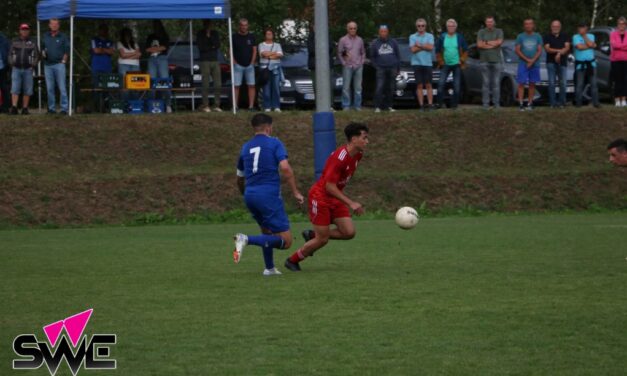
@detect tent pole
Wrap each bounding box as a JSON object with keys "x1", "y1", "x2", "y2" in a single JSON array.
[
  {"x1": 37, "y1": 21, "x2": 42, "y2": 113},
  {"x1": 69, "y1": 15, "x2": 74, "y2": 116},
  {"x1": 189, "y1": 20, "x2": 195, "y2": 112},
  {"x1": 228, "y1": 17, "x2": 236, "y2": 114}
]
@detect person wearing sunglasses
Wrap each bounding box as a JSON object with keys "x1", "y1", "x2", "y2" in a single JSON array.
[
  {"x1": 477, "y1": 16, "x2": 504, "y2": 109},
  {"x1": 337, "y1": 21, "x2": 365, "y2": 111},
  {"x1": 410, "y1": 18, "x2": 435, "y2": 111}
]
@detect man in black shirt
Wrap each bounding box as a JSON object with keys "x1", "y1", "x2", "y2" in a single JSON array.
[
  {"x1": 198, "y1": 20, "x2": 222, "y2": 112},
  {"x1": 543, "y1": 20, "x2": 570, "y2": 108},
  {"x1": 231, "y1": 18, "x2": 257, "y2": 111}
]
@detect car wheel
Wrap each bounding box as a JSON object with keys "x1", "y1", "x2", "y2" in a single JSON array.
[{"x1": 500, "y1": 79, "x2": 514, "y2": 107}]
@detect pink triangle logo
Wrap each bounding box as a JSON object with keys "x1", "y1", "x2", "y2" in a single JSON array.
[{"x1": 42, "y1": 309, "x2": 94, "y2": 347}]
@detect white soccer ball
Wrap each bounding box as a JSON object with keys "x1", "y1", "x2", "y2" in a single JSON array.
[{"x1": 395, "y1": 207, "x2": 419, "y2": 230}]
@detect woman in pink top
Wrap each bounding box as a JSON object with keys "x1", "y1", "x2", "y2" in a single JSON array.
[{"x1": 610, "y1": 16, "x2": 627, "y2": 107}]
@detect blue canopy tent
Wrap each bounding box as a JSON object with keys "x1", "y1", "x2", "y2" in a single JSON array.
[{"x1": 36, "y1": 0, "x2": 235, "y2": 115}]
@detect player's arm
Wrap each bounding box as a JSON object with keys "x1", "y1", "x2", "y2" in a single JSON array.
[
  {"x1": 279, "y1": 160, "x2": 304, "y2": 205},
  {"x1": 325, "y1": 182, "x2": 364, "y2": 215}
]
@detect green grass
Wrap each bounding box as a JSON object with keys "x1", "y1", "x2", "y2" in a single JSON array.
[{"x1": 2, "y1": 213, "x2": 627, "y2": 375}]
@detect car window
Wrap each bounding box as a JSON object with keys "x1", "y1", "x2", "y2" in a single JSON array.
[
  {"x1": 281, "y1": 48, "x2": 308, "y2": 68},
  {"x1": 397, "y1": 42, "x2": 412, "y2": 64},
  {"x1": 592, "y1": 32, "x2": 609, "y2": 50},
  {"x1": 468, "y1": 46, "x2": 479, "y2": 60},
  {"x1": 168, "y1": 45, "x2": 227, "y2": 64}
]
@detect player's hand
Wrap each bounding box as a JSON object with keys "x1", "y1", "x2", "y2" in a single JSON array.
[
  {"x1": 350, "y1": 201, "x2": 364, "y2": 216},
  {"x1": 294, "y1": 191, "x2": 305, "y2": 206}
]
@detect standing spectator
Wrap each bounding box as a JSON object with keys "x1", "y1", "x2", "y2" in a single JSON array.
[
  {"x1": 258, "y1": 28, "x2": 283, "y2": 112},
  {"x1": 146, "y1": 20, "x2": 172, "y2": 113},
  {"x1": 515, "y1": 18, "x2": 543, "y2": 111},
  {"x1": 232, "y1": 18, "x2": 257, "y2": 112},
  {"x1": 477, "y1": 16, "x2": 504, "y2": 109},
  {"x1": 8, "y1": 24, "x2": 39, "y2": 115},
  {"x1": 543, "y1": 20, "x2": 570, "y2": 108},
  {"x1": 117, "y1": 28, "x2": 141, "y2": 101},
  {"x1": 42, "y1": 18, "x2": 70, "y2": 115},
  {"x1": 436, "y1": 19, "x2": 468, "y2": 109},
  {"x1": 370, "y1": 25, "x2": 400, "y2": 113},
  {"x1": 0, "y1": 30, "x2": 10, "y2": 114},
  {"x1": 90, "y1": 24, "x2": 114, "y2": 112},
  {"x1": 197, "y1": 20, "x2": 222, "y2": 112},
  {"x1": 409, "y1": 18, "x2": 435, "y2": 111},
  {"x1": 610, "y1": 16, "x2": 627, "y2": 107},
  {"x1": 573, "y1": 22, "x2": 600, "y2": 108},
  {"x1": 338, "y1": 21, "x2": 365, "y2": 111}
]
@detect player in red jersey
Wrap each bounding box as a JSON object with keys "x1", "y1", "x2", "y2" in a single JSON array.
[{"x1": 285, "y1": 122, "x2": 369, "y2": 271}]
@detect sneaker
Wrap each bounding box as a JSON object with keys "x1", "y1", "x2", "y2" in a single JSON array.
[
  {"x1": 302, "y1": 229, "x2": 315, "y2": 242},
  {"x1": 388, "y1": 107, "x2": 396, "y2": 112},
  {"x1": 9, "y1": 106, "x2": 18, "y2": 115},
  {"x1": 166, "y1": 105, "x2": 173, "y2": 113},
  {"x1": 202, "y1": 106, "x2": 212, "y2": 113},
  {"x1": 519, "y1": 103, "x2": 525, "y2": 111},
  {"x1": 284, "y1": 258, "x2": 302, "y2": 272},
  {"x1": 21, "y1": 108, "x2": 29, "y2": 115},
  {"x1": 263, "y1": 267, "x2": 282, "y2": 276},
  {"x1": 374, "y1": 108, "x2": 381, "y2": 113},
  {"x1": 232, "y1": 233, "x2": 248, "y2": 264},
  {"x1": 615, "y1": 100, "x2": 621, "y2": 107},
  {"x1": 621, "y1": 100, "x2": 626, "y2": 107},
  {"x1": 264, "y1": 108, "x2": 271, "y2": 112},
  {"x1": 274, "y1": 108, "x2": 281, "y2": 113},
  {"x1": 213, "y1": 107, "x2": 223, "y2": 112}
]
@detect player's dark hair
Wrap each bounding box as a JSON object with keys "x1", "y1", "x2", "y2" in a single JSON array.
[
  {"x1": 607, "y1": 139, "x2": 627, "y2": 152},
  {"x1": 344, "y1": 122, "x2": 369, "y2": 141},
  {"x1": 251, "y1": 113, "x2": 273, "y2": 128},
  {"x1": 578, "y1": 21, "x2": 589, "y2": 28}
]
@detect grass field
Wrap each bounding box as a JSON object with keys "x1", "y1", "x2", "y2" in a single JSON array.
[{"x1": 2, "y1": 213, "x2": 627, "y2": 375}]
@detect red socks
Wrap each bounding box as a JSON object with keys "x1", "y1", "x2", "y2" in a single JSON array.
[{"x1": 289, "y1": 249, "x2": 306, "y2": 264}]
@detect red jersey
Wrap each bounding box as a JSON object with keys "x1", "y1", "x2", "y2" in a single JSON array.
[{"x1": 310, "y1": 145, "x2": 363, "y2": 199}]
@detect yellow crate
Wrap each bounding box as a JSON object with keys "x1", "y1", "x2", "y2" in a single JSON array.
[{"x1": 125, "y1": 74, "x2": 151, "y2": 90}]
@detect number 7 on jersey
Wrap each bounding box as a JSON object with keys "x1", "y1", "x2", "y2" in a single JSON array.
[{"x1": 250, "y1": 146, "x2": 261, "y2": 173}]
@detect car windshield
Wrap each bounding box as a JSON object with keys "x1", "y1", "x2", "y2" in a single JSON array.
[
  {"x1": 281, "y1": 47, "x2": 308, "y2": 68},
  {"x1": 397, "y1": 42, "x2": 412, "y2": 63}
]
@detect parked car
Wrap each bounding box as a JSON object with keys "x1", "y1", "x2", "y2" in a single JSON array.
[
  {"x1": 261, "y1": 44, "x2": 342, "y2": 109},
  {"x1": 363, "y1": 37, "x2": 454, "y2": 107},
  {"x1": 463, "y1": 40, "x2": 576, "y2": 106}
]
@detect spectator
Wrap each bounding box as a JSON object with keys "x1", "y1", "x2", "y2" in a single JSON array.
[
  {"x1": 117, "y1": 28, "x2": 141, "y2": 101},
  {"x1": 232, "y1": 18, "x2": 257, "y2": 112},
  {"x1": 90, "y1": 24, "x2": 114, "y2": 113},
  {"x1": 477, "y1": 16, "x2": 504, "y2": 109},
  {"x1": 607, "y1": 139, "x2": 627, "y2": 167},
  {"x1": 543, "y1": 20, "x2": 570, "y2": 108},
  {"x1": 338, "y1": 21, "x2": 365, "y2": 111},
  {"x1": 146, "y1": 20, "x2": 172, "y2": 113},
  {"x1": 197, "y1": 20, "x2": 222, "y2": 112},
  {"x1": 409, "y1": 18, "x2": 435, "y2": 111},
  {"x1": 42, "y1": 18, "x2": 70, "y2": 115},
  {"x1": 515, "y1": 18, "x2": 542, "y2": 111},
  {"x1": 8, "y1": 23, "x2": 39, "y2": 115},
  {"x1": 370, "y1": 25, "x2": 400, "y2": 113},
  {"x1": 258, "y1": 28, "x2": 283, "y2": 112},
  {"x1": 0, "y1": 30, "x2": 9, "y2": 114},
  {"x1": 435, "y1": 19, "x2": 468, "y2": 109},
  {"x1": 610, "y1": 16, "x2": 627, "y2": 107},
  {"x1": 573, "y1": 22, "x2": 600, "y2": 108}
]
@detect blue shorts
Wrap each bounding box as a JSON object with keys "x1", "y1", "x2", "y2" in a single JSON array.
[
  {"x1": 517, "y1": 63, "x2": 540, "y2": 85},
  {"x1": 233, "y1": 64, "x2": 255, "y2": 86},
  {"x1": 11, "y1": 68, "x2": 34, "y2": 96},
  {"x1": 244, "y1": 193, "x2": 290, "y2": 233}
]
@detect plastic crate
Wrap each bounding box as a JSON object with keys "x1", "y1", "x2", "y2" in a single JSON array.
[
  {"x1": 125, "y1": 74, "x2": 151, "y2": 90},
  {"x1": 146, "y1": 99, "x2": 165, "y2": 114},
  {"x1": 174, "y1": 75, "x2": 192, "y2": 88},
  {"x1": 127, "y1": 100, "x2": 144, "y2": 114},
  {"x1": 98, "y1": 73, "x2": 121, "y2": 89},
  {"x1": 152, "y1": 77, "x2": 172, "y2": 89},
  {"x1": 109, "y1": 100, "x2": 126, "y2": 114}
]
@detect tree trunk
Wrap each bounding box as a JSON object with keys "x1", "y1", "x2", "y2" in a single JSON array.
[
  {"x1": 434, "y1": 0, "x2": 441, "y2": 34},
  {"x1": 591, "y1": 0, "x2": 599, "y2": 28}
]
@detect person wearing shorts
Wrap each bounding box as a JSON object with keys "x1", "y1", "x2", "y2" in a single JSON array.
[
  {"x1": 409, "y1": 18, "x2": 434, "y2": 110},
  {"x1": 232, "y1": 18, "x2": 257, "y2": 111},
  {"x1": 515, "y1": 18, "x2": 543, "y2": 111},
  {"x1": 8, "y1": 23, "x2": 39, "y2": 115}
]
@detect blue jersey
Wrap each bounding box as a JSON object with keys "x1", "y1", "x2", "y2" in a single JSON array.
[{"x1": 237, "y1": 135, "x2": 288, "y2": 196}]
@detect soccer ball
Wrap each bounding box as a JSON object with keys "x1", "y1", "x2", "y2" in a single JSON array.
[{"x1": 395, "y1": 207, "x2": 419, "y2": 230}]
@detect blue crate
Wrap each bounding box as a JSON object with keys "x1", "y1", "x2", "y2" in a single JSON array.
[
  {"x1": 146, "y1": 99, "x2": 165, "y2": 114},
  {"x1": 128, "y1": 100, "x2": 144, "y2": 114},
  {"x1": 151, "y1": 77, "x2": 172, "y2": 89}
]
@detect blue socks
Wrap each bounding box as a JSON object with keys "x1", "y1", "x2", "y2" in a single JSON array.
[
  {"x1": 262, "y1": 246, "x2": 274, "y2": 269},
  {"x1": 247, "y1": 235, "x2": 284, "y2": 249}
]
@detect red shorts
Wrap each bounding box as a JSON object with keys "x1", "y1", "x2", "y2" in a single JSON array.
[{"x1": 308, "y1": 190, "x2": 351, "y2": 226}]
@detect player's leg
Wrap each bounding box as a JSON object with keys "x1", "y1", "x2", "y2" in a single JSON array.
[
  {"x1": 330, "y1": 217, "x2": 356, "y2": 240},
  {"x1": 303, "y1": 200, "x2": 353, "y2": 241},
  {"x1": 285, "y1": 224, "x2": 330, "y2": 271}
]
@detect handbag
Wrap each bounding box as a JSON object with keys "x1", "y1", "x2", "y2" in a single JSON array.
[{"x1": 257, "y1": 43, "x2": 275, "y2": 87}]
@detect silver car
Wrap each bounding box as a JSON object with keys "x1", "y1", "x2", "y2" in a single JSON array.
[{"x1": 463, "y1": 40, "x2": 576, "y2": 106}]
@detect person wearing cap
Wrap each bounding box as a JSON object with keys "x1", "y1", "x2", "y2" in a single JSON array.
[
  {"x1": 370, "y1": 24, "x2": 400, "y2": 113},
  {"x1": 0, "y1": 29, "x2": 10, "y2": 113},
  {"x1": 90, "y1": 24, "x2": 114, "y2": 113},
  {"x1": 8, "y1": 24, "x2": 39, "y2": 115},
  {"x1": 42, "y1": 18, "x2": 70, "y2": 115}
]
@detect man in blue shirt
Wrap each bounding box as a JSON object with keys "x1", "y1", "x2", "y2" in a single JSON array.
[
  {"x1": 409, "y1": 18, "x2": 435, "y2": 110},
  {"x1": 515, "y1": 18, "x2": 543, "y2": 111},
  {"x1": 573, "y1": 22, "x2": 600, "y2": 108},
  {"x1": 233, "y1": 114, "x2": 304, "y2": 276},
  {"x1": 90, "y1": 24, "x2": 114, "y2": 113}
]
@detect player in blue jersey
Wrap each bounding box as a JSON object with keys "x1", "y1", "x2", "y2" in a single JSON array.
[{"x1": 233, "y1": 113, "x2": 305, "y2": 276}]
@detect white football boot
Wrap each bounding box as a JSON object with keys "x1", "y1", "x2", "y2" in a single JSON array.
[{"x1": 233, "y1": 234, "x2": 248, "y2": 264}]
